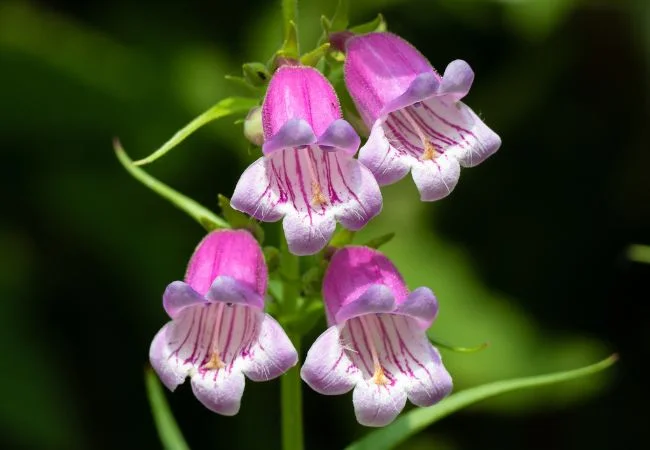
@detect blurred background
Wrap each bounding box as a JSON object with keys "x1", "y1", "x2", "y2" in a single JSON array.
[{"x1": 1, "y1": 0, "x2": 648, "y2": 448}]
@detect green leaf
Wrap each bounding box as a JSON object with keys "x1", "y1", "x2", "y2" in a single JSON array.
[
  {"x1": 217, "y1": 194, "x2": 264, "y2": 242},
  {"x1": 114, "y1": 140, "x2": 229, "y2": 231},
  {"x1": 363, "y1": 232, "x2": 395, "y2": 249},
  {"x1": 345, "y1": 354, "x2": 618, "y2": 450},
  {"x1": 349, "y1": 13, "x2": 387, "y2": 34},
  {"x1": 430, "y1": 336, "x2": 489, "y2": 354},
  {"x1": 145, "y1": 368, "x2": 189, "y2": 450},
  {"x1": 132, "y1": 97, "x2": 259, "y2": 166},
  {"x1": 224, "y1": 75, "x2": 265, "y2": 95},
  {"x1": 330, "y1": 0, "x2": 350, "y2": 32},
  {"x1": 281, "y1": 0, "x2": 298, "y2": 54},
  {"x1": 277, "y1": 20, "x2": 299, "y2": 61},
  {"x1": 627, "y1": 244, "x2": 650, "y2": 264},
  {"x1": 300, "y1": 43, "x2": 331, "y2": 67}
]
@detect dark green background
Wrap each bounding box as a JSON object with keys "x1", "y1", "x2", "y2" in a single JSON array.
[{"x1": 1, "y1": 0, "x2": 648, "y2": 449}]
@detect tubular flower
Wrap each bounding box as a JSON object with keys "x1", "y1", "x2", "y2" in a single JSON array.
[
  {"x1": 231, "y1": 65, "x2": 382, "y2": 256},
  {"x1": 149, "y1": 230, "x2": 298, "y2": 415},
  {"x1": 344, "y1": 32, "x2": 501, "y2": 201},
  {"x1": 301, "y1": 246, "x2": 452, "y2": 427}
]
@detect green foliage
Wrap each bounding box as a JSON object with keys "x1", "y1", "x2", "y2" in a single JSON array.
[
  {"x1": 145, "y1": 368, "x2": 189, "y2": 450},
  {"x1": 133, "y1": 97, "x2": 259, "y2": 166},
  {"x1": 115, "y1": 141, "x2": 229, "y2": 231},
  {"x1": 363, "y1": 232, "x2": 396, "y2": 249},
  {"x1": 346, "y1": 355, "x2": 618, "y2": 450}
]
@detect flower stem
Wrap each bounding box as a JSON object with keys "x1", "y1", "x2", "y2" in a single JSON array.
[
  {"x1": 279, "y1": 235, "x2": 304, "y2": 450},
  {"x1": 281, "y1": 333, "x2": 303, "y2": 450}
]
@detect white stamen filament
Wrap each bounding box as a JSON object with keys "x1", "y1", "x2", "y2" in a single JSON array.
[
  {"x1": 304, "y1": 146, "x2": 327, "y2": 205},
  {"x1": 359, "y1": 316, "x2": 389, "y2": 385},
  {"x1": 203, "y1": 303, "x2": 226, "y2": 369},
  {"x1": 402, "y1": 108, "x2": 438, "y2": 161}
]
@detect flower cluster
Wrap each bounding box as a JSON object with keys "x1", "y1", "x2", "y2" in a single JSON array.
[{"x1": 150, "y1": 31, "x2": 499, "y2": 426}]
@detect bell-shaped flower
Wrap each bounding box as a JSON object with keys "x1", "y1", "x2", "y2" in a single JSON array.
[
  {"x1": 149, "y1": 229, "x2": 298, "y2": 415},
  {"x1": 231, "y1": 65, "x2": 382, "y2": 256},
  {"x1": 301, "y1": 246, "x2": 452, "y2": 427},
  {"x1": 344, "y1": 32, "x2": 501, "y2": 201}
]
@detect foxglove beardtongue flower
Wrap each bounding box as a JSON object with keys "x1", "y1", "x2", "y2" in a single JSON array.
[
  {"x1": 344, "y1": 32, "x2": 501, "y2": 201},
  {"x1": 301, "y1": 246, "x2": 452, "y2": 427},
  {"x1": 149, "y1": 230, "x2": 298, "y2": 415},
  {"x1": 231, "y1": 65, "x2": 382, "y2": 255}
]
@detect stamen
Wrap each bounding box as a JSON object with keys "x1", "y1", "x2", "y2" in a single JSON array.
[
  {"x1": 359, "y1": 316, "x2": 389, "y2": 385},
  {"x1": 304, "y1": 147, "x2": 328, "y2": 206},
  {"x1": 203, "y1": 303, "x2": 226, "y2": 370},
  {"x1": 402, "y1": 108, "x2": 440, "y2": 162}
]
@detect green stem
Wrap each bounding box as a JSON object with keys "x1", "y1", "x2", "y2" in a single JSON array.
[
  {"x1": 281, "y1": 333, "x2": 303, "y2": 450},
  {"x1": 279, "y1": 233, "x2": 303, "y2": 450}
]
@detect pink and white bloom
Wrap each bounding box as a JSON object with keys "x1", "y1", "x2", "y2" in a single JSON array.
[
  {"x1": 231, "y1": 65, "x2": 382, "y2": 256},
  {"x1": 149, "y1": 230, "x2": 298, "y2": 415},
  {"x1": 301, "y1": 246, "x2": 452, "y2": 427},
  {"x1": 344, "y1": 32, "x2": 501, "y2": 201}
]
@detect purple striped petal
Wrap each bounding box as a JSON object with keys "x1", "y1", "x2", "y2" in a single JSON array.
[
  {"x1": 439, "y1": 60, "x2": 474, "y2": 102},
  {"x1": 262, "y1": 65, "x2": 342, "y2": 140},
  {"x1": 322, "y1": 247, "x2": 409, "y2": 323},
  {"x1": 242, "y1": 313, "x2": 299, "y2": 381},
  {"x1": 381, "y1": 72, "x2": 440, "y2": 117},
  {"x1": 191, "y1": 368, "x2": 245, "y2": 415},
  {"x1": 262, "y1": 118, "x2": 317, "y2": 155},
  {"x1": 317, "y1": 119, "x2": 360, "y2": 156},
  {"x1": 346, "y1": 32, "x2": 500, "y2": 202},
  {"x1": 163, "y1": 281, "x2": 206, "y2": 319},
  {"x1": 344, "y1": 32, "x2": 437, "y2": 124},
  {"x1": 207, "y1": 276, "x2": 264, "y2": 309},
  {"x1": 300, "y1": 325, "x2": 360, "y2": 395},
  {"x1": 353, "y1": 377, "x2": 407, "y2": 427},
  {"x1": 394, "y1": 287, "x2": 439, "y2": 329},
  {"x1": 301, "y1": 313, "x2": 452, "y2": 427},
  {"x1": 358, "y1": 122, "x2": 410, "y2": 185},
  {"x1": 232, "y1": 147, "x2": 381, "y2": 256},
  {"x1": 334, "y1": 284, "x2": 396, "y2": 325},
  {"x1": 184, "y1": 230, "x2": 267, "y2": 297},
  {"x1": 149, "y1": 301, "x2": 297, "y2": 415},
  {"x1": 359, "y1": 94, "x2": 499, "y2": 200},
  {"x1": 411, "y1": 153, "x2": 461, "y2": 201}
]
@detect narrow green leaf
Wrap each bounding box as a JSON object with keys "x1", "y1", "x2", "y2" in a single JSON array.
[
  {"x1": 281, "y1": 0, "x2": 298, "y2": 48},
  {"x1": 114, "y1": 140, "x2": 229, "y2": 231},
  {"x1": 349, "y1": 14, "x2": 387, "y2": 34},
  {"x1": 320, "y1": 15, "x2": 332, "y2": 35},
  {"x1": 145, "y1": 368, "x2": 189, "y2": 450},
  {"x1": 430, "y1": 336, "x2": 489, "y2": 353},
  {"x1": 363, "y1": 232, "x2": 395, "y2": 249},
  {"x1": 627, "y1": 244, "x2": 650, "y2": 264},
  {"x1": 300, "y1": 43, "x2": 331, "y2": 67},
  {"x1": 277, "y1": 20, "x2": 299, "y2": 61},
  {"x1": 330, "y1": 0, "x2": 350, "y2": 32},
  {"x1": 133, "y1": 97, "x2": 259, "y2": 166},
  {"x1": 346, "y1": 354, "x2": 618, "y2": 450},
  {"x1": 224, "y1": 75, "x2": 265, "y2": 95}
]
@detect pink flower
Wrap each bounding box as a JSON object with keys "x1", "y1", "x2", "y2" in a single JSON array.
[
  {"x1": 149, "y1": 230, "x2": 298, "y2": 415},
  {"x1": 344, "y1": 32, "x2": 501, "y2": 201},
  {"x1": 231, "y1": 65, "x2": 382, "y2": 255},
  {"x1": 301, "y1": 246, "x2": 452, "y2": 427}
]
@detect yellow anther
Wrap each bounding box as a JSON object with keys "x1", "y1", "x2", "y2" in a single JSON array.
[{"x1": 203, "y1": 352, "x2": 226, "y2": 370}]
